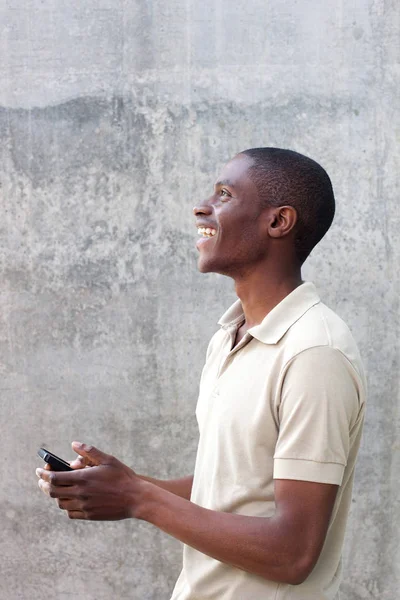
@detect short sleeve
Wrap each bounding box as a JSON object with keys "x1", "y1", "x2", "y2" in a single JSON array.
[{"x1": 273, "y1": 346, "x2": 363, "y2": 485}]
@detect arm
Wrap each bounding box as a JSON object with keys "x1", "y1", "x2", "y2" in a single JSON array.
[
  {"x1": 140, "y1": 476, "x2": 338, "y2": 585},
  {"x1": 37, "y1": 443, "x2": 337, "y2": 585},
  {"x1": 138, "y1": 474, "x2": 193, "y2": 500}
]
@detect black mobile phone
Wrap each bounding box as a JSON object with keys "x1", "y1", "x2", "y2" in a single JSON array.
[{"x1": 38, "y1": 448, "x2": 73, "y2": 472}]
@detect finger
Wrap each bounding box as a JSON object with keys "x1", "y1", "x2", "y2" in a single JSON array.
[
  {"x1": 36, "y1": 468, "x2": 80, "y2": 486},
  {"x1": 57, "y1": 498, "x2": 85, "y2": 511},
  {"x1": 38, "y1": 478, "x2": 50, "y2": 495},
  {"x1": 67, "y1": 510, "x2": 87, "y2": 520},
  {"x1": 38, "y1": 480, "x2": 81, "y2": 499},
  {"x1": 71, "y1": 442, "x2": 113, "y2": 467},
  {"x1": 69, "y1": 455, "x2": 90, "y2": 469},
  {"x1": 38, "y1": 479, "x2": 55, "y2": 497}
]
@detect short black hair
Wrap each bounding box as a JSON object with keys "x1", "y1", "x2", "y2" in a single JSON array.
[{"x1": 241, "y1": 147, "x2": 335, "y2": 264}]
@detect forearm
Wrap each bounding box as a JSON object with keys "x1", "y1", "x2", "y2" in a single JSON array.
[
  {"x1": 138, "y1": 474, "x2": 193, "y2": 500},
  {"x1": 138, "y1": 483, "x2": 309, "y2": 585}
]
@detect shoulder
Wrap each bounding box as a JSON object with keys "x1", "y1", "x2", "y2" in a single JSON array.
[{"x1": 283, "y1": 301, "x2": 366, "y2": 385}]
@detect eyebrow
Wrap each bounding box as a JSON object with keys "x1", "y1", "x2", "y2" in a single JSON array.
[{"x1": 214, "y1": 179, "x2": 235, "y2": 188}]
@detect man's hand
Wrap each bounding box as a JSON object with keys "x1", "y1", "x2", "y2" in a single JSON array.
[{"x1": 36, "y1": 442, "x2": 148, "y2": 521}]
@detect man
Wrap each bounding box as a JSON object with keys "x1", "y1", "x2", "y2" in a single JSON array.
[{"x1": 37, "y1": 148, "x2": 366, "y2": 599}]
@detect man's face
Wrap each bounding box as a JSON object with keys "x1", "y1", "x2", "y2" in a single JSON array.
[{"x1": 194, "y1": 154, "x2": 271, "y2": 277}]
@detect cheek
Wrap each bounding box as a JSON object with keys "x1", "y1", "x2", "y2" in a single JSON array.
[{"x1": 232, "y1": 220, "x2": 265, "y2": 246}]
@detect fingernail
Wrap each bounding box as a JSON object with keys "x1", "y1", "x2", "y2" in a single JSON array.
[{"x1": 36, "y1": 469, "x2": 42, "y2": 478}]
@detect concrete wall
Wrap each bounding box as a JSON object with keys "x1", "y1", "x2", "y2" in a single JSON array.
[{"x1": 0, "y1": 1, "x2": 398, "y2": 598}]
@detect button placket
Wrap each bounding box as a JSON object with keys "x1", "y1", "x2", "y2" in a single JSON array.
[
  {"x1": 217, "y1": 333, "x2": 252, "y2": 380},
  {"x1": 216, "y1": 327, "x2": 235, "y2": 378}
]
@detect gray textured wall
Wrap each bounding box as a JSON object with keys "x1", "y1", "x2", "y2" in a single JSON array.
[{"x1": 0, "y1": 1, "x2": 398, "y2": 599}]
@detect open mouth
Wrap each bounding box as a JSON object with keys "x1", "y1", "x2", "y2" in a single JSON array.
[{"x1": 197, "y1": 227, "x2": 217, "y2": 238}]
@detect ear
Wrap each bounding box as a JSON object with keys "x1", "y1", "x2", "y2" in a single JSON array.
[{"x1": 267, "y1": 206, "x2": 298, "y2": 238}]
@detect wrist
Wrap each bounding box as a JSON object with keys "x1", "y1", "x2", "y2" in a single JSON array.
[{"x1": 130, "y1": 478, "x2": 161, "y2": 522}]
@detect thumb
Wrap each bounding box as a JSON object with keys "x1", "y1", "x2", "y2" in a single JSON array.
[{"x1": 71, "y1": 442, "x2": 112, "y2": 467}]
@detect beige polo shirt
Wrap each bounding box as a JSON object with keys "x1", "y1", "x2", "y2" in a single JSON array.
[{"x1": 171, "y1": 282, "x2": 366, "y2": 600}]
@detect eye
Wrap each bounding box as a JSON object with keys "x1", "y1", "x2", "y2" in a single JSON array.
[{"x1": 220, "y1": 189, "x2": 231, "y2": 200}]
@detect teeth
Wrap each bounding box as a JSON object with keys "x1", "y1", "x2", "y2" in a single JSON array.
[{"x1": 197, "y1": 227, "x2": 217, "y2": 238}]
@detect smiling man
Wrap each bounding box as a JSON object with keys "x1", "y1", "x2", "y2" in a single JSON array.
[{"x1": 37, "y1": 148, "x2": 366, "y2": 600}]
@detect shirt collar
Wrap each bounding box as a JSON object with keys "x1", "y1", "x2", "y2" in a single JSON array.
[{"x1": 218, "y1": 282, "x2": 321, "y2": 345}]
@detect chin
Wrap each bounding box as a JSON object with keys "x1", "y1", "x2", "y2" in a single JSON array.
[
  {"x1": 197, "y1": 257, "x2": 232, "y2": 277},
  {"x1": 197, "y1": 259, "x2": 213, "y2": 274}
]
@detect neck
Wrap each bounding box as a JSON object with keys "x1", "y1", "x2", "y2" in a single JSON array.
[{"x1": 233, "y1": 265, "x2": 302, "y2": 330}]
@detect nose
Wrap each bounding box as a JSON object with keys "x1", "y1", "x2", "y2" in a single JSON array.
[{"x1": 193, "y1": 202, "x2": 212, "y2": 216}]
